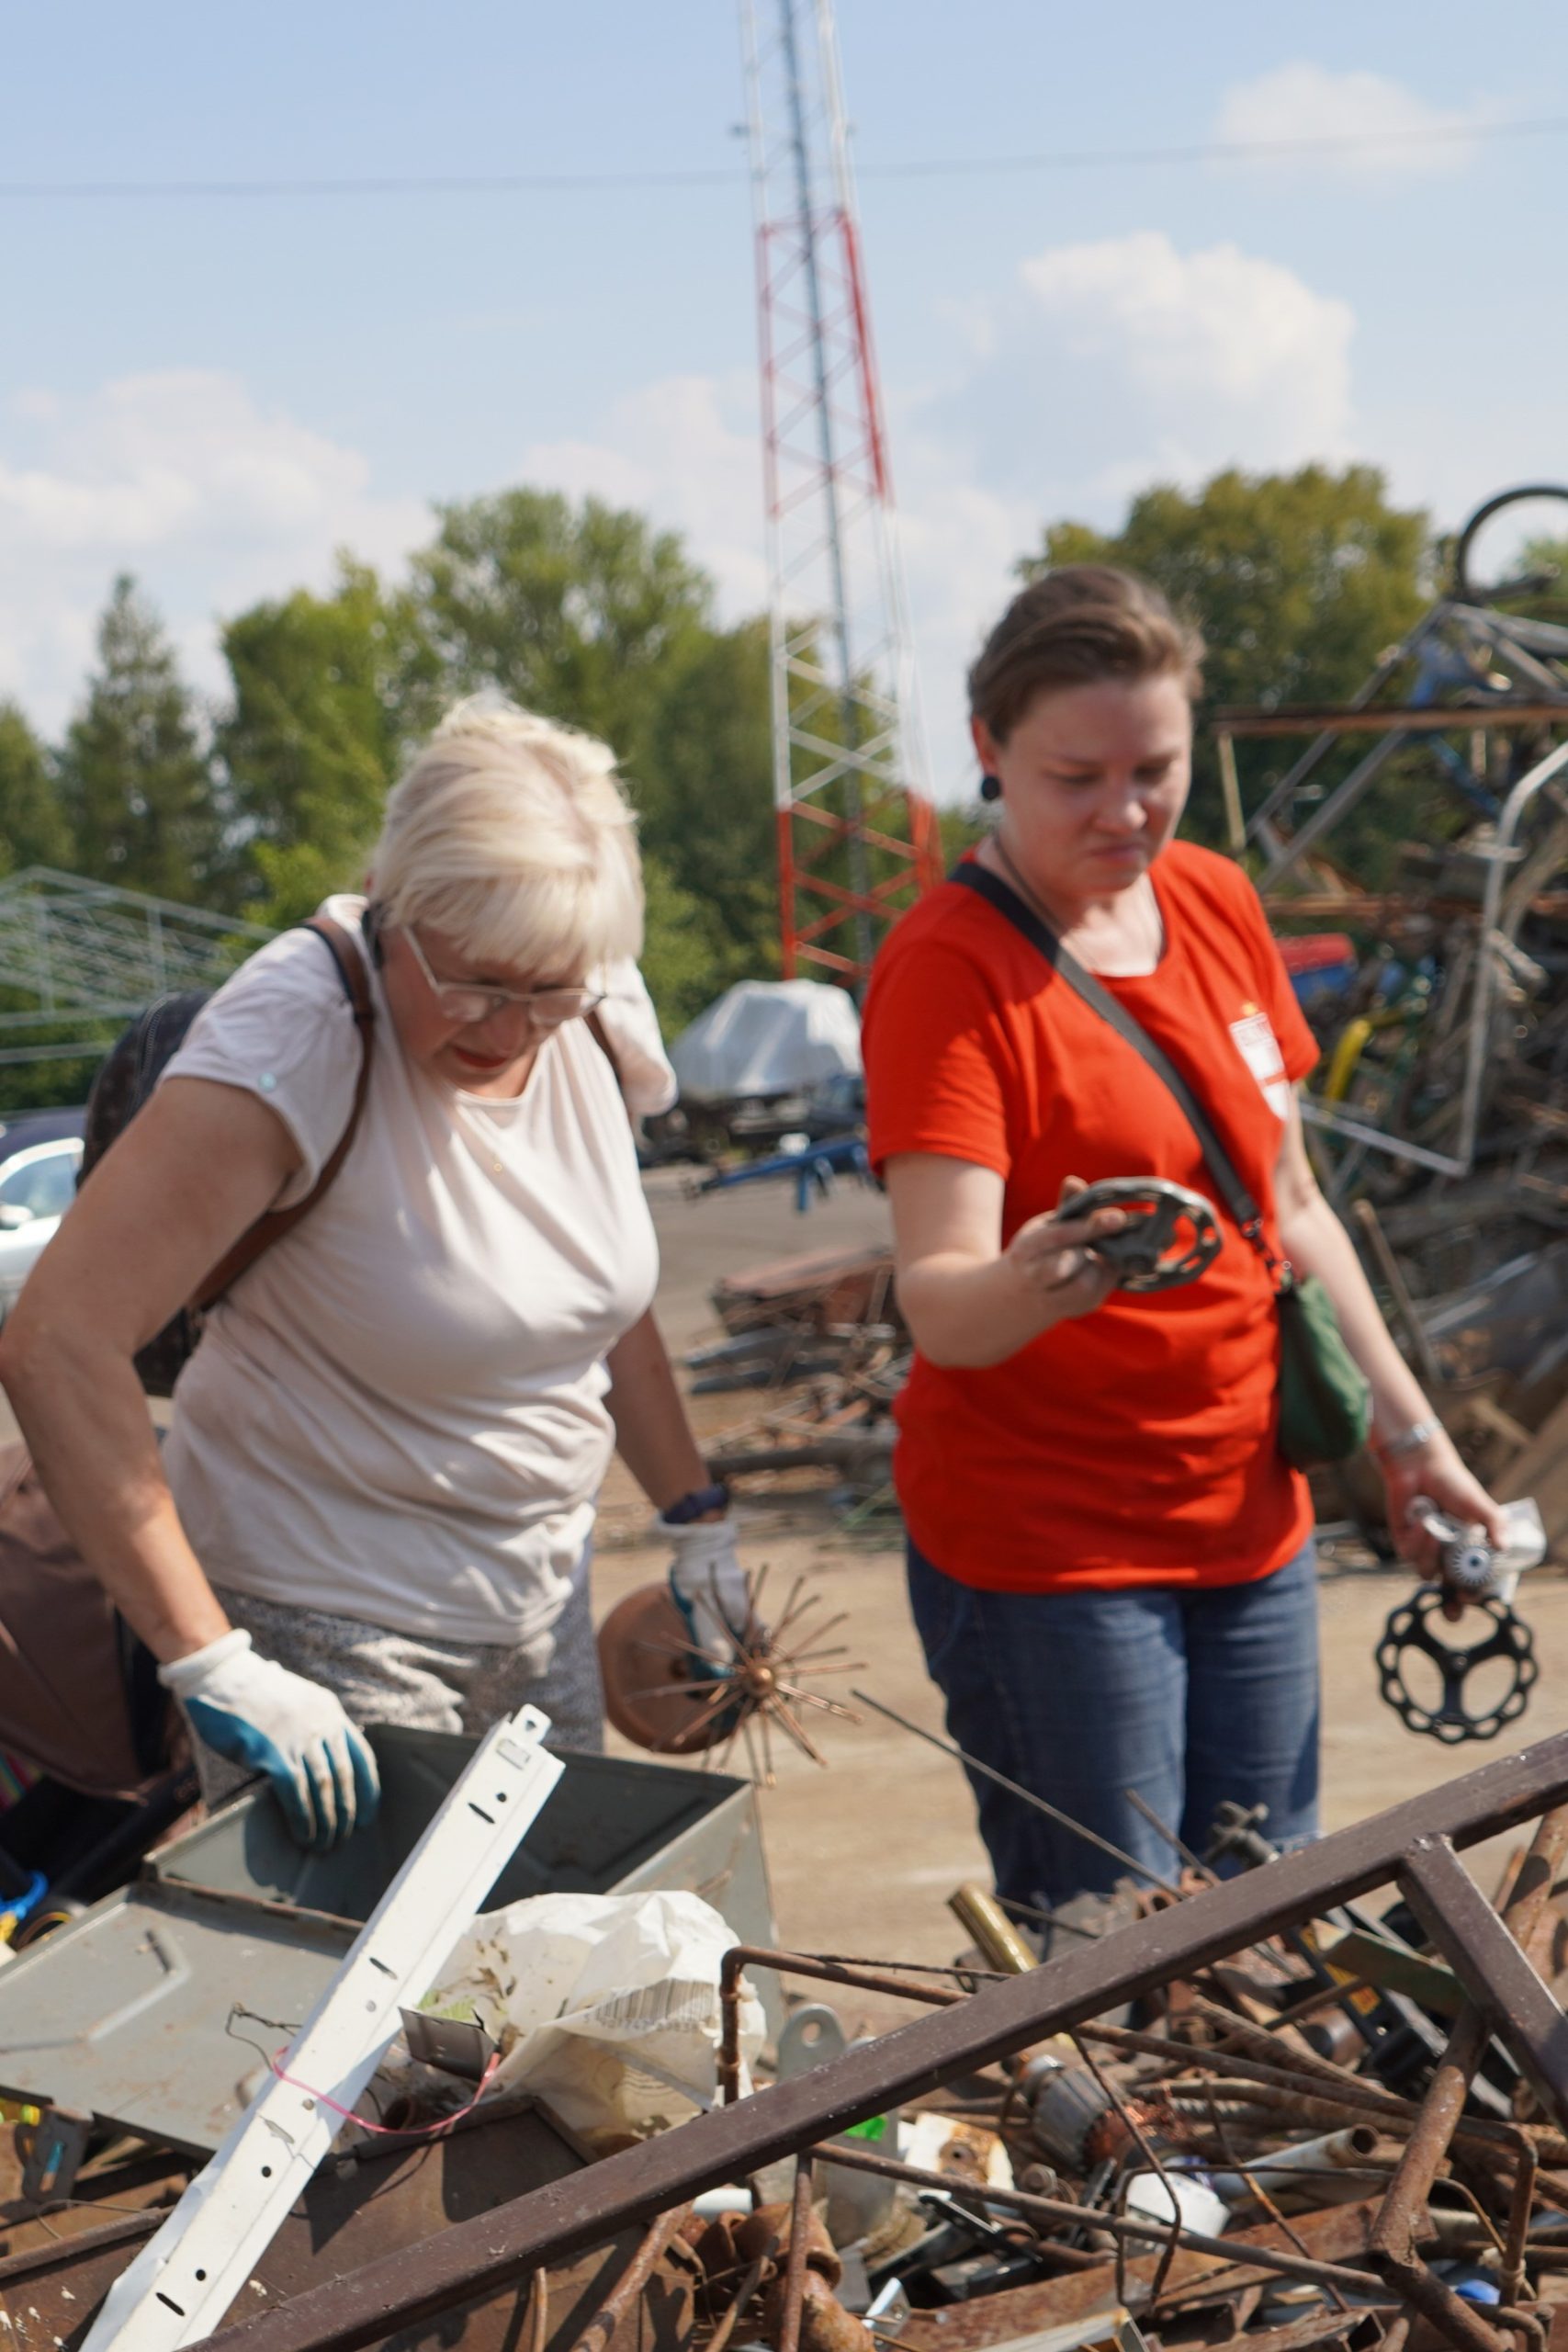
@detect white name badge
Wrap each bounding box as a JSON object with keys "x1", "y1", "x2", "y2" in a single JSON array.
[{"x1": 1229, "y1": 1009, "x2": 1292, "y2": 1119}]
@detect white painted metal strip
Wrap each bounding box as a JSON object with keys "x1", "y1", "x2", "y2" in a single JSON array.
[{"x1": 85, "y1": 1706, "x2": 562, "y2": 2352}]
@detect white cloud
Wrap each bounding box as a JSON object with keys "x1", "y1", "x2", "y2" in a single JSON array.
[
  {"x1": 1022, "y1": 232, "x2": 1353, "y2": 442},
  {"x1": 522, "y1": 373, "x2": 768, "y2": 618},
  {"x1": 510, "y1": 236, "x2": 1358, "y2": 802},
  {"x1": 1015, "y1": 231, "x2": 1354, "y2": 488},
  {"x1": 1214, "y1": 63, "x2": 1481, "y2": 178},
  {"x1": 0, "y1": 372, "x2": 427, "y2": 728},
  {"x1": 522, "y1": 368, "x2": 1032, "y2": 801}
]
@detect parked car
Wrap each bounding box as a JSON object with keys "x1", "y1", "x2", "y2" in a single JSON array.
[{"x1": 0, "y1": 1132, "x2": 85, "y2": 1322}]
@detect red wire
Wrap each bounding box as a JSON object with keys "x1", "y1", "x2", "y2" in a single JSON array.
[{"x1": 268, "y1": 2046, "x2": 502, "y2": 2137}]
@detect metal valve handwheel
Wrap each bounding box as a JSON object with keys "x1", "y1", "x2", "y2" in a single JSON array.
[
  {"x1": 1375, "y1": 1586, "x2": 1538, "y2": 1745},
  {"x1": 1073, "y1": 1177, "x2": 1224, "y2": 1293}
]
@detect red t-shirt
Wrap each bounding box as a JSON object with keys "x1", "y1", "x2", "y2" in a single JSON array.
[{"x1": 862, "y1": 842, "x2": 1319, "y2": 1593}]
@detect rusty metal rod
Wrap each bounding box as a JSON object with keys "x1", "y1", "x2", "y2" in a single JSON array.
[
  {"x1": 819, "y1": 2143, "x2": 1392, "y2": 2297},
  {"x1": 1366, "y1": 1806, "x2": 1568, "y2": 2352},
  {"x1": 852, "y1": 1690, "x2": 1184, "y2": 1896},
  {"x1": 1185, "y1": 1990, "x2": 1381, "y2": 2095},
  {"x1": 527, "y1": 2269, "x2": 548, "y2": 2352},
  {"x1": 1501, "y1": 2135, "x2": 1538, "y2": 2309},
  {"x1": 705, "y1": 2245, "x2": 773, "y2": 2352},
  {"x1": 718, "y1": 1946, "x2": 961, "y2": 2103},
  {"x1": 774, "y1": 2159, "x2": 814, "y2": 2352},
  {"x1": 1080, "y1": 2023, "x2": 1555, "y2": 2159},
  {"x1": 1402, "y1": 1834, "x2": 1568, "y2": 2133},
  {"x1": 561, "y1": 2205, "x2": 693, "y2": 2352}
]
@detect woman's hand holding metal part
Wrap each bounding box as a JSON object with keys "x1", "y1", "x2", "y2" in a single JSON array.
[
  {"x1": 1001, "y1": 1174, "x2": 1128, "y2": 1323},
  {"x1": 1378, "y1": 1427, "x2": 1509, "y2": 1614}
]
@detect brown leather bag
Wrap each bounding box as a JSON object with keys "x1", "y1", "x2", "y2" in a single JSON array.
[{"x1": 0, "y1": 916, "x2": 374, "y2": 1801}]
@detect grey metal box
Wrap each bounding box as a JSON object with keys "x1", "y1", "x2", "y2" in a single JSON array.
[{"x1": 0, "y1": 1731, "x2": 777, "y2": 2154}]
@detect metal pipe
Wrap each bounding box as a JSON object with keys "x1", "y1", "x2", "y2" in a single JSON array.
[
  {"x1": 949, "y1": 1885, "x2": 1037, "y2": 1973},
  {"x1": 1261, "y1": 730, "x2": 1412, "y2": 888},
  {"x1": 1456, "y1": 732, "x2": 1568, "y2": 1170},
  {"x1": 1245, "y1": 611, "x2": 1438, "y2": 844},
  {"x1": 819, "y1": 2143, "x2": 1391, "y2": 2297}
]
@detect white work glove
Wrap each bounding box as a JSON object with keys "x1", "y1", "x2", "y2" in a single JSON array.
[
  {"x1": 664, "y1": 1515, "x2": 758, "y2": 1678},
  {"x1": 160, "y1": 1630, "x2": 380, "y2": 1850}
]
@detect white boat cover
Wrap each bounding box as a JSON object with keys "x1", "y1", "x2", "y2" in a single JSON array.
[{"x1": 669, "y1": 979, "x2": 862, "y2": 1103}]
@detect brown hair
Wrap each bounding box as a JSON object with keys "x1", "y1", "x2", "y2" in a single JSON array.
[{"x1": 967, "y1": 565, "x2": 1204, "y2": 742}]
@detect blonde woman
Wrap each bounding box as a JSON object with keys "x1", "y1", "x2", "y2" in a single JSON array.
[{"x1": 0, "y1": 698, "x2": 750, "y2": 1848}]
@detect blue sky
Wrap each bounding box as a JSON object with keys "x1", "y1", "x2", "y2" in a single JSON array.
[{"x1": 4, "y1": 0, "x2": 1566, "y2": 795}]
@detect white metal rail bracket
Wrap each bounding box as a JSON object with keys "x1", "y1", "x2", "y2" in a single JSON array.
[{"x1": 84, "y1": 1706, "x2": 563, "y2": 2352}]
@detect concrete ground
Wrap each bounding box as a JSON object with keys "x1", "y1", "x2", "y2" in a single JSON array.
[{"x1": 592, "y1": 1168, "x2": 1568, "y2": 2021}]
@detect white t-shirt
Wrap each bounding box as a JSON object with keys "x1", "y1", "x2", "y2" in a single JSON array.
[{"x1": 160, "y1": 897, "x2": 669, "y2": 1645}]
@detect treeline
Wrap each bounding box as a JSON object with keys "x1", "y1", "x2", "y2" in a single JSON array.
[
  {"x1": 0, "y1": 462, "x2": 1472, "y2": 1079},
  {"x1": 0, "y1": 490, "x2": 781, "y2": 1038}
]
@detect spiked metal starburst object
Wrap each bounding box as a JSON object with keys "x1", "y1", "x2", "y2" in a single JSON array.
[{"x1": 597, "y1": 1566, "x2": 863, "y2": 1786}]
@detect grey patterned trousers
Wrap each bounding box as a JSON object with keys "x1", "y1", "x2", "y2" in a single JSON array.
[{"x1": 190, "y1": 1554, "x2": 605, "y2": 1807}]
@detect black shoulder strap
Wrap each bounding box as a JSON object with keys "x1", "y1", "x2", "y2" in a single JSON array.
[{"x1": 949, "y1": 861, "x2": 1265, "y2": 1238}]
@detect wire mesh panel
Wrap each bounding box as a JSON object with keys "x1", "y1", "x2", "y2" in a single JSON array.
[{"x1": 0, "y1": 868, "x2": 271, "y2": 1066}]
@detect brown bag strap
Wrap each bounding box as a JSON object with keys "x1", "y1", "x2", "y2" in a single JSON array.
[
  {"x1": 585, "y1": 1005, "x2": 626, "y2": 1101},
  {"x1": 193, "y1": 915, "x2": 375, "y2": 1309}
]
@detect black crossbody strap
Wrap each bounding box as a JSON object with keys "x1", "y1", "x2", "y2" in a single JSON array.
[{"x1": 949, "y1": 861, "x2": 1268, "y2": 1242}]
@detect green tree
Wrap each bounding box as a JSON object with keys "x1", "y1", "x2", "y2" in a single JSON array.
[
  {"x1": 220, "y1": 561, "x2": 403, "y2": 925},
  {"x1": 1029, "y1": 465, "x2": 1433, "y2": 858},
  {"x1": 0, "y1": 702, "x2": 74, "y2": 875},
  {"x1": 399, "y1": 489, "x2": 714, "y2": 773},
  {"x1": 640, "y1": 616, "x2": 778, "y2": 989},
  {"x1": 398, "y1": 489, "x2": 782, "y2": 1011},
  {"x1": 60, "y1": 575, "x2": 225, "y2": 904}
]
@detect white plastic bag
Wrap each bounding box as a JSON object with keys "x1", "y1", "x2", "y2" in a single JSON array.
[{"x1": 415, "y1": 1889, "x2": 766, "y2": 2145}]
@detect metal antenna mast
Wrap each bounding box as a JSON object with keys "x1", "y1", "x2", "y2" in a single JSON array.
[{"x1": 740, "y1": 0, "x2": 942, "y2": 986}]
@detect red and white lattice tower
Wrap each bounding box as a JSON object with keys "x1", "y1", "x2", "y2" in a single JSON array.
[{"x1": 740, "y1": 0, "x2": 943, "y2": 986}]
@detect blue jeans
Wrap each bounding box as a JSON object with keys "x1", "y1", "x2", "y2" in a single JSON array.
[{"x1": 906, "y1": 1539, "x2": 1320, "y2": 1916}]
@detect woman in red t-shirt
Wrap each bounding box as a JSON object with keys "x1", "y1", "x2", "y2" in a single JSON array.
[{"x1": 862, "y1": 566, "x2": 1505, "y2": 1919}]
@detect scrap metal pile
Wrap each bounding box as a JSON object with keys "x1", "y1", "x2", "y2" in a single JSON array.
[
  {"x1": 693, "y1": 1245, "x2": 905, "y2": 1519},
  {"x1": 1226, "y1": 487, "x2": 1568, "y2": 1512},
  {"x1": 11, "y1": 1729, "x2": 1568, "y2": 2352}
]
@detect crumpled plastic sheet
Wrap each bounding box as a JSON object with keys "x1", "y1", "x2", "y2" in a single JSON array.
[{"x1": 410, "y1": 1888, "x2": 767, "y2": 2147}]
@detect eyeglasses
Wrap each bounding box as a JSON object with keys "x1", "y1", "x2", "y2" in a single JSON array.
[{"x1": 400, "y1": 924, "x2": 605, "y2": 1031}]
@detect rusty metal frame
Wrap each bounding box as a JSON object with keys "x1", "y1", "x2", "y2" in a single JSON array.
[{"x1": 183, "y1": 1727, "x2": 1568, "y2": 2352}]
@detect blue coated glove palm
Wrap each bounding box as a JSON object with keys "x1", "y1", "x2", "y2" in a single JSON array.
[{"x1": 160, "y1": 1630, "x2": 380, "y2": 1849}]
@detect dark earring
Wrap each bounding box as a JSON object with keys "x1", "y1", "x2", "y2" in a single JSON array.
[{"x1": 979, "y1": 773, "x2": 1002, "y2": 803}]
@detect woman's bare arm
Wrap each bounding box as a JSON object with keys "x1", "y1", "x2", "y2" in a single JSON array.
[
  {"x1": 0, "y1": 1077, "x2": 302, "y2": 1661},
  {"x1": 604, "y1": 1306, "x2": 712, "y2": 1512},
  {"x1": 885, "y1": 1152, "x2": 1125, "y2": 1368}
]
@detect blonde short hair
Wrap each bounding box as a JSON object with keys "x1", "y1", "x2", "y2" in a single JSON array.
[{"x1": 369, "y1": 695, "x2": 643, "y2": 974}]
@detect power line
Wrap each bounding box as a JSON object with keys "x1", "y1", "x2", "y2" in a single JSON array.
[{"x1": 1, "y1": 110, "x2": 1564, "y2": 200}]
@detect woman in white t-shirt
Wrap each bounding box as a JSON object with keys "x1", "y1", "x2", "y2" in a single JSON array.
[{"x1": 0, "y1": 697, "x2": 751, "y2": 1849}]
